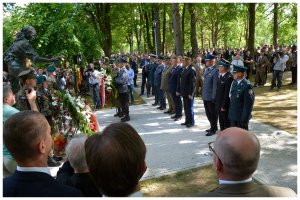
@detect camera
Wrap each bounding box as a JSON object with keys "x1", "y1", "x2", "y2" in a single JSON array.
[{"x1": 24, "y1": 88, "x2": 32, "y2": 94}]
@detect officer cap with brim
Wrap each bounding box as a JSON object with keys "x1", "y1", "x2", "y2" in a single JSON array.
[
  {"x1": 150, "y1": 54, "x2": 158, "y2": 59},
  {"x1": 164, "y1": 56, "x2": 171, "y2": 60},
  {"x1": 219, "y1": 59, "x2": 231, "y2": 68},
  {"x1": 110, "y1": 58, "x2": 116, "y2": 64},
  {"x1": 119, "y1": 58, "x2": 128, "y2": 63},
  {"x1": 232, "y1": 65, "x2": 247, "y2": 73},
  {"x1": 183, "y1": 56, "x2": 191, "y2": 61},
  {"x1": 47, "y1": 65, "x2": 56, "y2": 72},
  {"x1": 158, "y1": 55, "x2": 164, "y2": 60},
  {"x1": 18, "y1": 68, "x2": 37, "y2": 82},
  {"x1": 37, "y1": 75, "x2": 47, "y2": 85},
  {"x1": 204, "y1": 54, "x2": 216, "y2": 61}
]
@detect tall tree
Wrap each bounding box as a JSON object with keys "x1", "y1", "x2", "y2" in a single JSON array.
[
  {"x1": 273, "y1": 3, "x2": 278, "y2": 47},
  {"x1": 182, "y1": 3, "x2": 186, "y2": 48},
  {"x1": 188, "y1": 3, "x2": 198, "y2": 58},
  {"x1": 248, "y1": 3, "x2": 256, "y2": 57},
  {"x1": 172, "y1": 3, "x2": 183, "y2": 56},
  {"x1": 153, "y1": 3, "x2": 161, "y2": 55},
  {"x1": 162, "y1": 4, "x2": 167, "y2": 55},
  {"x1": 86, "y1": 3, "x2": 112, "y2": 57},
  {"x1": 142, "y1": 4, "x2": 152, "y2": 52}
]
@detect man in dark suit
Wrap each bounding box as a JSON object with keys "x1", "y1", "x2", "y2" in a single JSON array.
[
  {"x1": 202, "y1": 54, "x2": 219, "y2": 136},
  {"x1": 168, "y1": 56, "x2": 183, "y2": 121},
  {"x1": 180, "y1": 56, "x2": 196, "y2": 128},
  {"x1": 56, "y1": 136, "x2": 102, "y2": 197},
  {"x1": 215, "y1": 59, "x2": 233, "y2": 131},
  {"x1": 3, "y1": 110, "x2": 82, "y2": 197},
  {"x1": 199, "y1": 127, "x2": 296, "y2": 197},
  {"x1": 154, "y1": 56, "x2": 166, "y2": 110},
  {"x1": 229, "y1": 65, "x2": 254, "y2": 130}
]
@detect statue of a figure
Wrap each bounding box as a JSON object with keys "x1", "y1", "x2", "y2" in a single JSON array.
[{"x1": 4, "y1": 25, "x2": 58, "y2": 93}]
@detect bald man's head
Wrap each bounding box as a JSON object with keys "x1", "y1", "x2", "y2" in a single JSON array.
[{"x1": 214, "y1": 127, "x2": 260, "y2": 180}]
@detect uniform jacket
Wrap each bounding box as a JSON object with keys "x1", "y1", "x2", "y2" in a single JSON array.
[
  {"x1": 36, "y1": 88, "x2": 52, "y2": 116},
  {"x1": 115, "y1": 67, "x2": 128, "y2": 93},
  {"x1": 150, "y1": 62, "x2": 158, "y2": 85},
  {"x1": 154, "y1": 64, "x2": 165, "y2": 87},
  {"x1": 3, "y1": 171, "x2": 82, "y2": 197},
  {"x1": 256, "y1": 55, "x2": 269, "y2": 68},
  {"x1": 215, "y1": 71, "x2": 234, "y2": 112},
  {"x1": 180, "y1": 65, "x2": 196, "y2": 97},
  {"x1": 160, "y1": 65, "x2": 173, "y2": 91},
  {"x1": 56, "y1": 161, "x2": 102, "y2": 197},
  {"x1": 144, "y1": 63, "x2": 153, "y2": 79},
  {"x1": 228, "y1": 78, "x2": 255, "y2": 122},
  {"x1": 202, "y1": 65, "x2": 219, "y2": 101},
  {"x1": 168, "y1": 65, "x2": 183, "y2": 94},
  {"x1": 198, "y1": 181, "x2": 296, "y2": 197}
]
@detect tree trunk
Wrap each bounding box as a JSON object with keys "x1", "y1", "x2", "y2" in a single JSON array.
[
  {"x1": 162, "y1": 4, "x2": 166, "y2": 55},
  {"x1": 93, "y1": 3, "x2": 112, "y2": 57},
  {"x1": 142, "y1": 4, "x2": 152, "y2": 52},
  {"x1": 172, "y1": 3, "x2": 184, "y2": 56},
  {"x1": 273, "y1": 3, "x2": 278, "y2": 47},
  {"x1": 248, "y1": 3, "x2": 256, "y2": 57},
  {"x1": 200, "y1": 25, "x2": 204, "y2": 49},
  {"x1": 245, "y1": 13, "x2": 249, "y2": 48},
  {"x1": 182, "y1": 3, "x2": 186, "y2": 48},
  {"x1": 188, "y1": 3, "x2": 198, "y2": 58},
  {"x1": 151, "y1": 6, "x2": 156, "y2": 52},
  {"x1": 154, "y1": 3, "x2": 161, "y2": 55}
]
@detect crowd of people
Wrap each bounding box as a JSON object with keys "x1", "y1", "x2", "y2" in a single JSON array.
[{"x1": 2, "y1": 25, "x2": 297, "y2": 197}]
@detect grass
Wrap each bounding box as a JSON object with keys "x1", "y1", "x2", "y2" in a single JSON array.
[{"x1": 140, "y1": 164, "x2": 218, "y2": 197}]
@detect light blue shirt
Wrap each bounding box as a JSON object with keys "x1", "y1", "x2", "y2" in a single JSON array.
[
  {"x1": 127, "y1": 68, "x2": 134, "y2": 85},
  {"x1": 219, "y1": 177, "x2": 252, "y2": 185},
  {"x1": 273, "y1": 55, "x2": 289, "y2": 71},
  {"x1": 17, "y1": 166, "x2": 51, "y2": 175}
]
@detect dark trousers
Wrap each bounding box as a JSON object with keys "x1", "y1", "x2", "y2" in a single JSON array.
[
  {"x1": 146, "y1": 78, "x2": 152, "y2": 95},
  {"x1": 271, "y1": 70, "x2": 283, "y2": 89},
  {"x1": 119, "y1": 92, "x2": 129, "y2": 116},
  {"x1": 140, "y1": 73, "x2": 146, "y2": 94},
  {"x1": 172, "y1": 93, "x2": 182, "y2": 117},
  {"x1": 134, "y1": 74, "x2": 138, "y2": 86},
  {"x1": 158, "y1": 88, "x2": 166, "y2": 108},
  {"x1": 203, "y1": 100, "x2": 218, "y2": 131},
  {"x1": 231, "y1": 120, "x2": 249, "y2": 130},
  {"x1": 183, "y1": 96, "x2": 194, "y2": 125},
  {"x1": 291, "y1": 67, "x2": 297, "y2": 84},
  {"x1": 91, "y1": 84, "x2": 101, "y2": 109},
  {"x1": 154, "y1": 85, "x2": 159, "y2": 104},
  {"x1": 218, "y1": 110, "x2": 230, "y2": 131}
]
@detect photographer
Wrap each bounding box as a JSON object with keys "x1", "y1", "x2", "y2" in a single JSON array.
[{"x1": 270, "y1": 50, "x2": 289, "y2": 91}]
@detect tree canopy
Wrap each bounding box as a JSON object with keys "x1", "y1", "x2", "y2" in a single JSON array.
[{"x1": 3, "y1": 3, "x2": 297, "y2": 63}]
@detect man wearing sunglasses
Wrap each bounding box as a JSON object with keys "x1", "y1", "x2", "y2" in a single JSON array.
[{"x1": 199, "y1": 127, "x2": 296, "y2": 197}]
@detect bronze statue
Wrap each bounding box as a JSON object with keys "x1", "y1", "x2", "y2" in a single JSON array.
[{"x1": 4, "y1": 25, "x2": 58, "y2": 93}]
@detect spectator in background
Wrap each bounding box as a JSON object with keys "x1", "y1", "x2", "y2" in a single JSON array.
[
  {"x1": 270, "y1": 50, "x2": 289, "y2": 91},
  {"x1": 193, "y1": 55, "x2": 205, "y2": 97},
  {"x1": 289, "y1": 45, "x2": 297, "y2": 86},
  {"x1": 139, "y1": 54, "x2": 149, "y2": 96},
  {"x1": 243, "y1": 50, "x2": 254, "y2": 80},
  {"x1": 56, "y1": 136, "x2": 102, "y2": 197},
  {"x1": 254, "y1": 49, "x2": 269, "y2": 87},
  {"x1": 126, "y1": 62, "x2": 135, "y2": 104},
  {"x1": 3, "y1": 111, "x2": 82, "y2": 197},
  {"x1": 130, "y1": 56, "x2": 139, "y2": 88},
  {"x1": 199, "y1": 127, "x2": 296, "y2": 197},
  {"x1": 85, "y1": 122, "x2": 147, "y2": 197},
  {"x1": 231, "y1": 50, "x2": 244, "y2": 72}
]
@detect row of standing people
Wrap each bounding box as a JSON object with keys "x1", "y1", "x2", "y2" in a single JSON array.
[{"x1": 139, "y1": 53, "x2": 255, "y2": 135}]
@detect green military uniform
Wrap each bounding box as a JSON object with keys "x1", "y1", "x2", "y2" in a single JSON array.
[
  {"x1": 46, "y1": 65, "x2": 58, "y2": 93},
  {"x1": 229, "y1": 65, "x2": 255, "y2": 130},
  {"x1": 36, "y1": 75, "x2": 58, "y2": 135},
  {"x1": 15, "y1": 69, "x2": 40, "y2": 111}
]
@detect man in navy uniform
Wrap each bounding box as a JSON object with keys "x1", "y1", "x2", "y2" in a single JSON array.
[
  {"x1": 154, "y1": 56, "x2": 166, "y2": 110},
  {"x1": 149, "y1": 54, "x2": 159, "y2": 104},
  {"x1": 180, "y1": 56, "x2": 196, "y2": 128},
  {"x1": 229, "y1": 65, "x2": 255, "y2": 130},
  {"x1": 168, "y1": 56, "x2": 183, "y2": 121},
  {"x1": 145, "y1": 54, "x2": 157, "y2": 98},
  {"x1": 202, "y1": 54, "x2": 219, "y2": 136},
  {"x1": 215, "y1": 59, "x2": 234, "y2": 131},
  {"x1": 139, "y1": 54, "x2": 149, "y2": 96}
]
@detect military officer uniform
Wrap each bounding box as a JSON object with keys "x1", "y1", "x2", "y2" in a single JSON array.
[
  {"x1": 215, "y1": 60, "x2": 234, "y2": 131},
  {"x1": 154, "y1": 56, "x2": 166, "y2": 110},
  {"x1": 150, "y1": 55, "x2": 159, "y2": 104},
  {"x1": 161, "y1": 57, "x2": 175, "y2": 114},
  {"x1": 46, "y1": 65, "x2": 59, "y2": 93},
  {"x1": 144, "y1": 55, "x2": 156, "y2": 97},
  {"x1": 202, "y1": 54, "x2": 219, "y2": 136},
  {"x1": 115, "y1": 59, "x2": 130, "y2": 122},
  {"x1": 180, "y1": 56, "x2": 196, "y2": 127},
  {"x1": 229, "y1": 65, "x2": 255, "y2": 130}
]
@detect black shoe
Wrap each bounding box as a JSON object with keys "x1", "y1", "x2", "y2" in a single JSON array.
[
  {"x1": 206, "y1": 129, "x2": 210, "y2": 132},
  {"x1": 114, "y1": 112, "x2": 121, "y2": 117},
  {"x1": 186, "y1": 124, "x2": 193, "y2": 128},
  {"x1": 157, "y1": 106, "x2": 162, "y2": 109},
  {"x1": 121, "y1": 115, "x2": 130, "y2": 122},
  {"x1": 139, "y1": 93, "x2": 144, "y2": 96},
  {"x1": 152, "y1": 103, "x2": 158, "y2": 106},
  {"x1": 169, "y1": 111, "x2": 175, "y2": 115},
  {"x1": 164, "y1": 110, "x2": 172, "y2": 114},
  {"x1": 147, "y1": 94, "x2": 150, "y2": 98},
  {"x1": 171, "y1": 115, "x2": 177, "y2": 119},
  {"x1": 181, "y1": 122, "x2": 187, "y2": 126},
  {"x1": 53, "y1": 156, "x2": 63, "y2": 162},
  {"x1": 159, "y1": 107, "x2": 166, "y2": 110},
  {"x1": 174, "y1": 117, "x2": 182, "y2": 121},
  {"x1": 119, "y1": 113, "x2": 125, "y2": 118},
  {"x1": 48, "y1": 157, "x2": 61, "y2": 167},
  {"x1": 205, "y1": 131, "x2": 216, "y2": 136}
]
